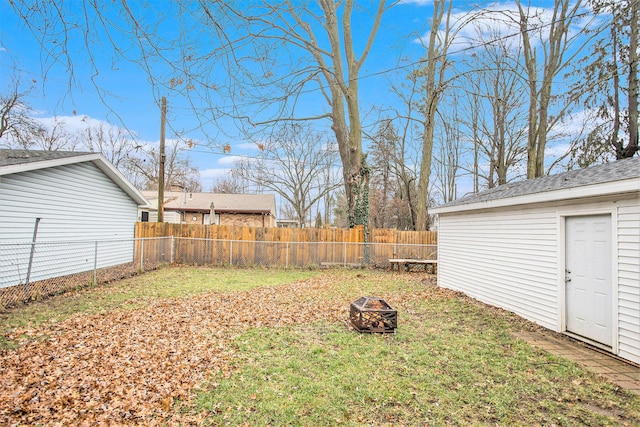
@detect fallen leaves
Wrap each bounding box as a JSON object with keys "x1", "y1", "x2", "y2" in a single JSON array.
[{"x1": 1, "y1": 272, "x2": 409, "y2": 425}]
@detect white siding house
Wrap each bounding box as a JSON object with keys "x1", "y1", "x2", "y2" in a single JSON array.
[
  {"x1": 0, "y1": 150, "x2": 148, "y2": 288},
  {"x1": 432, "y1": 157, "x2": 640, "y2": 364}
]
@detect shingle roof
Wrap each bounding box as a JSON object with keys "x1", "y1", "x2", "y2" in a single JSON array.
[
  {"x1": 0, "y1": 149, "x2": 148, "y2": 205},
  {"x1": 435, "y1": 157, "x2": 640, "y2": 210},
  {"x1": 0, "y1": 149, "x2": 91, "y2": 167},
  {"x1": 141, "y1": 191, "x2": 277, "y2": 216}
]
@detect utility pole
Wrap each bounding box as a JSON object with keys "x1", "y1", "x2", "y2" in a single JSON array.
[{"x1": 158, "y1": 96, "x2": 166, "y2": 222}]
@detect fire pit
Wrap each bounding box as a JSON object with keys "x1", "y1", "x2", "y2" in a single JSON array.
[{"x1": 349, "y1": 296, "x2": 397, "y2": 333}]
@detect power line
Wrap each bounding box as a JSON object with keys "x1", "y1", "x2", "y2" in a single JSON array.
[{"x1": 163, "y1": 5, "x2": 599, "y2": 117}]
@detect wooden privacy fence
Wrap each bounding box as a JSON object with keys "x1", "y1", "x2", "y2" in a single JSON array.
[
  {"x1": 135, "y1": 222, "x2": 437, "y2": 244},
  {"x1": 135, "y1": 223, "x2": 437, "y2": 269}
]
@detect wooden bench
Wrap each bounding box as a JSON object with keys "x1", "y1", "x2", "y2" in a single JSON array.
[{"x1": 389, "y1": 258, "x2": 438, "y2": 273}]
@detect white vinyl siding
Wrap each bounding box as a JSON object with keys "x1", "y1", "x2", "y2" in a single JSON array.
[
  {"x1": 141, "y1": 210, "x2": 181, "y2": 223},
  {"x1": 0, "y1": 162, "x2": 139, "y2": 288},
  {"x1": 617, "y1": 204, "x2": 640, "y2": 364},
  {"x1": 436, "y1": 194, "x2": 640, "y2": 365},
  {"x1": 164, "y1": 211, "x2": 182, "y2": 223},
  {"x1": 437, "y1": 207, "x2": 559, "y2": 329}
]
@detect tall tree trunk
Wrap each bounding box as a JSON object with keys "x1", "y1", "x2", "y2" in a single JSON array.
[
  {"x1": 518, "y1": 0, "x2": 581, "y2": 178},
  {"x1": 624, "y1": 0, "x2": 639, "y2": 158},
  {"x1": 320, "y1": 0, "x2": 385, "y2": 227},
  {"x1": 415, "y1": 0, "x2": 451, "y2": 231}
]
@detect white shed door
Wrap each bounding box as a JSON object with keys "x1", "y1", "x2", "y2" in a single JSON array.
[{"x1": 565, "y1": 215, "x2": 612, "y2": 347}]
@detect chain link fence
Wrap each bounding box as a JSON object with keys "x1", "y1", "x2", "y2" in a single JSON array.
[
  {"x1": 0, "y1": 237, "x2": 172, "y2": 308},
  {"x1": 1, "y1": 236, "x2": 436, "y2": 308}
]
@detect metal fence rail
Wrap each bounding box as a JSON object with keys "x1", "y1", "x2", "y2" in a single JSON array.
[
  {"x1": 0, "y1": 236, "x2": 436, "y2": 308},
  {"x1": 0, "y1": 237, "x2": 172, "y2": 308}
]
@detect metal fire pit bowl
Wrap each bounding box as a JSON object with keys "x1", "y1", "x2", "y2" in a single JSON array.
[{"x1": 349, "y1": 296, "x2": 397, "y2": 333}]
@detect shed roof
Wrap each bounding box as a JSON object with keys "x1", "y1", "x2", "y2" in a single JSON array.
[
  {"x1": 141, "y1": 191, "x2": 277, "y2": 216},
  {"x1": 0, "y1": 149, "x2": 148, "y2": 206},
  {"x1": 432, "y1": 157, "x2": 640, "y2": 214}
]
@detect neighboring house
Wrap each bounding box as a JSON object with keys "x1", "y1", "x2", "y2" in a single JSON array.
[
  {"x1": 432, "y1": 157, "x2": 640, "y2": 365},
  {"x1": 141, "y1": 191, "x2": 277, "y2": 227},
  {"x1": 0, "y1": 149, "x2": 148, "y2": 288},
  {"x1": 277, "y1": 219, "x2": 301, "y2": 228}
]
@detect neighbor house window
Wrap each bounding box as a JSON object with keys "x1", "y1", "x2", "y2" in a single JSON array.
[{"x1": 141, "y1": 211, "x2": 149, "y2": 222}]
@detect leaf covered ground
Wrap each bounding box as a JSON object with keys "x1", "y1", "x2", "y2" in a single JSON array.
[{"x1": 1, "y1": 267, "x2": 638, "y2": 426}]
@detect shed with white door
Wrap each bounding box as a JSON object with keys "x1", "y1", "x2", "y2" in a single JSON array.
[{"x1": 431, "y1": 157, "x2": 640, "y2": 365}]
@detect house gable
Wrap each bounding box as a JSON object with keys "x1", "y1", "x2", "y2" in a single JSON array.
[{"x1": 0, "y1": 149, "x2": 147, "y2": 206}]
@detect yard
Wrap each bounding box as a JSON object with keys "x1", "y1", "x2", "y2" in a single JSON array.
[{"x1": 1, "y1": 267, "x2": 638, "y2": 426}]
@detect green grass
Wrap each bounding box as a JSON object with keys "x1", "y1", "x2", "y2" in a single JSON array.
[
  {"x1": 189, "y1": 272, "x2": 639, "y2": 426},
  {"x1": 196, "y1": 321, "x2": 638, "y2": 426},
  {"x1": 1, "y1": 267, "x2": 638, "y2": 425}
]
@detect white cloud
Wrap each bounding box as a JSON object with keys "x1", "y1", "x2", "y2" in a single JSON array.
[
  {"x1": 236, "y1": 142, "x2": 262, "y2": 150},
  {"x1": 200, "y1": 167, "x2": 231, "y2": 181},
  {"x1": 415, "y1": 1, "x2": 594, "y2": 55},
  {"x1": 216, "y1": 155, "x2": 245, "y2": 166},
  {"x1": 545, "y1": 142, "x2": 572, "y2": 158},
  {"x1": 34, "y1": 115, "x2": 121, "y2": 135},
  {"x1": 553, "y1": 109, "x2": 595, "y2": 137},
  {"x1": 199, "y1": 167, "x2": 236, "y2": 191}
]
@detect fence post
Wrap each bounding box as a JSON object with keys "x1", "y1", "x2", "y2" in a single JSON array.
[
  {"x1": 93, "y1": 241, "x2": 98, "y2": 285},
  {"x1": 140, "y1": 239, "x2": 144, "y2": 271},
  {"x1": 364, "y1": 225, "x2": 370, "y2": 265},
  {"x1": 24, "y1": 217, "x2": 42, "y2": 293},
  {"x1": 229, "y1": 240, "x2": 233, "y2": 266},
  {"x1": 286, "y1": 242, "x2": 289, "y2": 268},
  {"x1": 170, "y1": 236, "x2": 175, "y2": 263},
  {"x1": 343, "y1": 241, "x2": 346, "y2": 267}
]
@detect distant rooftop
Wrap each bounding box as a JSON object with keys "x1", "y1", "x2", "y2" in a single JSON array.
[{"x1": 142, "y1": 191, "x2": 277, "y2": 216}]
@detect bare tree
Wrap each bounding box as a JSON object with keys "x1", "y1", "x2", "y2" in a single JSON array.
[
  {"x1": 234, "y1": 123, "x2": 341, "y2": 227},
  {"x1": 231, "y1": 1, "x2": 391, "y2": 228},
  {"x1": 0, "y1": 79, "x2": 40, "y2": 148},
  {"x1": 432, "y1": 100, "x2": 463, "y2": 203},
  {"x1": 29, "y1": 119, "x2": 79, "y2": 151},
  {"x1": 368, "y1": 117, "x2": 419, "y2": 229},
  {"x1": 461, "y1": 26, "x2": 528, "y2": 188},
  {"x1": 384, "y1": 75, "x2": 424, "y2": 229},
  {"x1": 369, "y1": 119, "x2": 398, "y2": 228},
  {"x1": 84, "y1": 122, "x2": 138, "y2": 169},
  {"x1": 414, "y1": 0, "x2": 454, "y2": 230},
  {"x1": 515, "y1": 0, "x2": 588, "y2": 177},
  {"x1": 10, "y1": 1, "x2": 395, "y2": 228},
  {"x1": 574, "y1": 0, "x2": 639, "y2": 162},
  {"x1": 125, "y1": 141, "x2": 201, "y2": 192},
  {"x1": 211, "y1": 173, "x2": 245, "y2": 194}
]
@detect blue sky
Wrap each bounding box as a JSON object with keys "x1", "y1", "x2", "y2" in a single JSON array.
[
  {"x1": 1, "y1": 0, "x2": 590, "y2": 193},
  {"x1": 0, "y1": 1, "x2": 446, "y2": 189}
]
